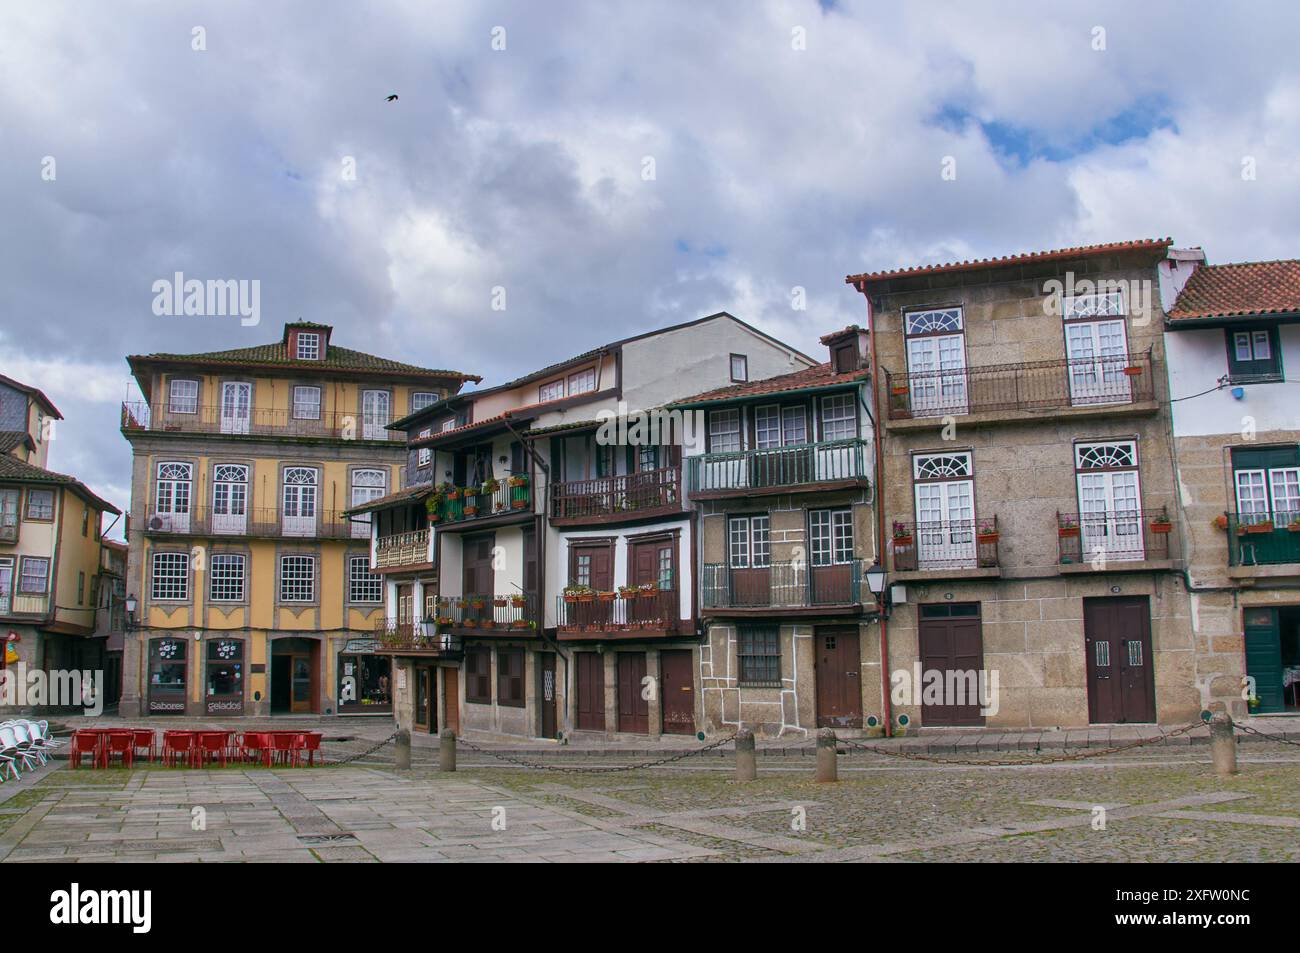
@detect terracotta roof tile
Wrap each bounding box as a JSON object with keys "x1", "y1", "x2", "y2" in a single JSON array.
[
  {"x1": 128, "y1": 340, "x2": 479, "y2": 381},
  {"x1": 845, "y1": 238, "x2": 1173, "y2": 286},
  {"x1": 669, "y1": 362, "x2": 868, "y2": 407},
  {"x1": 0, "y1": 455, "x2": 121, "y2": 514},
  {"x1": 1168, "y1": 260, "x2": 1300, "y2": 321}
]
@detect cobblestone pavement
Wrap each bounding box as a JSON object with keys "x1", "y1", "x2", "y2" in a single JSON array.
[{"x1": 3, "y1": 740, "x2": 1299, "y2": 862}]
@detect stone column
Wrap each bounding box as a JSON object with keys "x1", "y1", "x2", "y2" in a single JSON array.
[
  {"x1": 815, "y1": 728, "x2": 838, "y2": 782},
  {"x1": 1209, "y1": 704, "x2": 1238, "y2": 777},
  {"x1": 734, "y1": 727, "x2": 756, "y2": 781},
  {"x1": 603, "y1": 648, "x2": 618, "y2": 736},
  {"x1": 646, "y1": 648, "x2": 662, "y2": 739},
  {"x1": 391, "y1": 658, "x2": 415, "y2": 733},
  {"x1": 119, "y1": 630, "x2": 143, "y2": 717}
]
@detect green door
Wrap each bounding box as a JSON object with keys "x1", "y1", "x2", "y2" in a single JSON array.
[{"x1": 1244, "y1": 607, "x2": 1284, "y2": 713}]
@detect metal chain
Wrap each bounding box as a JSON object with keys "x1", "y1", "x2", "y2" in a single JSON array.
[
  {"x1": 454, "y1": 732, "x2": 739, "y2": 774},
  {"x1": 324, "y1": 731, "x2": 399, "y2": 766},
  {"x1": 1233, "y1": 722, "x2": 1300, "y2": 748},
  {"x1": 832, "y1": 720, "x2": 1206, "y2": 766}
]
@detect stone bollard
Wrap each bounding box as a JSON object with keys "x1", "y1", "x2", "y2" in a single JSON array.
[
  {"x1": 734, "y1": 728, "x2": 756, "y2": 782},
  {"x1": 439, "y1": 729, "x2": 457, "y2": 772},
  {"x1": 1209, "y1": 704, "x2": 1238, "y2": 777},
  {"x1": 815, "y1": 728, "x2": 838, "y2": 783},
  {"x1": 394, "y1": 728, "x2": 411, "y2": 771}
]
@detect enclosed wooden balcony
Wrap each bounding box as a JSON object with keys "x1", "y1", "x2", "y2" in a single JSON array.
[
  {"x1": 0, "y1": 591, "x2": 48, "y2": 617},
  {"x1": 687, "y1": 438, "x2": 870, "y2": 499},
  {"x1": 550, "y1": 465, "x2": 681, "y2": 524},
  {"x1": 375, "y1": 529, "x2": 433, "y2": 569}
]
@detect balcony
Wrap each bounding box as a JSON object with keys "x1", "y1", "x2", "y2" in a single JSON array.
[
  {"x1": 1057, "y1": 507, "x2": 1174, "y2": 569},
  {"x1": 143, "y1": 507, "x2": 368, "y2": 540},
  {"x1": 429, "y1": 479, "x2": 532, "y2": 528},
  {"x1": 372, "y1": 621, "x2": 464, "y2": 659},
  {"x1": 432, "y1": 592, "x2": 541, "y2": 635},
  {"x1": 555, "y1": 588, "x2": 680, "y2": 639},
  {"x1": 121, "y1": 401, "x2": 403, "y2": 443},
  {"x1": 891, "y1": 516, "x2": 1001, "y2": 578},
  {"x1": 0, "y1": 592, "x2": 49, "y2": 617},
  {"x1": 375, "y1": 529, "x2": 432, "y2": 569},
  {"x1": 1227, "y1": 511, "x2": 1300, "y2": 572},
  {"x1": 883, "y1": 350, "x2": 1157, "y2": 427},
  {"x1": 687, "y1": 439, "x2": 870, "y2": 499},
  {"x1": 551, "y1": 465, "x2": 681, "y2": 524},
  {"x1": 701, "y1": 560, "x2": 863, "y2": 614}
]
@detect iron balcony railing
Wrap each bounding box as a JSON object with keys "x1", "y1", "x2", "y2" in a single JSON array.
[
  {"x1": 556, "y1": 589, "x2": 680, "y2": 633},
  {"x1": 884, "y1": 349, "x2": 1155, "y2": 420},
  {"x1": 375, "y1": 529, "x2": 432, "y2": 568},
  {"x1": 372, "y1": 620, "x2": 464, "y2": 658},
  {"x1": 142, "y1": 506, "x2": 368, "y2": 540},
  {"x1": 891, "y1": 516, "x2": 1000, "y2": 571},
  {"x1": 1057, "y1": 506, "x2": 1173, "y2": 565},
  {"x1": 1227, "y1": 510, "x2": 1300, "y2": 567},
  {"x1": 431, "y1": 592, "x2": 540, "y2": 632},
  {"x1": 551, "y1": 465, "x2": 681, "y2": 520},
  {"x1": 687, "y1": 438, "x2": 870, "y2": 495},
  {"x1": 121, "y1": 401, "x2": 403, "y2": 442},
  {"x1": 701, "y1": 560, "x2": 862, "y2": 609},
  {"x1": 430, "y1": 481, "x2": 532, "y2": 525}
]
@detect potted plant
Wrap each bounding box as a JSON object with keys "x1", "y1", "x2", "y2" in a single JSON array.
[
  {"x1": 482, "y1": 476, "x2": 500, "y2": 496},
  {"x1": 511, "y1": 618, "x2": 529, "y2": 629},
  {"x1": 1246, "y1": 519, "x2": 1274, "y2": 534},
  {"x1": 510, "y1": 594, "x2": 527, "y2": 608},
  {"x1": 494, "y1": 597, "x2": 509, "y2": 608},
  {"x1": 975, "y1": 518, "x2": 999, "y2": 543},
  {"x1": 598, "y1": 590, "x2": 617, "y2": 602},
  {"x1": 1212, "y1": 514, "x2": 1229, "y2": 531},
  {"x1": 462, "y1": 488, "x2": 479, "y2": 516},
  {"x1": 563, "y1": 585, "x2": 593, "y2": 603},
  {"x1": 637, "y1": 582, "x2": 660, "y2": 597},
  {"x1": 468, "y1": 595, "x2": 486, "y2": 610},
  {"x1": 1288, "y1": 517, "x2": 1300, "y2": 533},
  {"x1": 618, "y1": 585, "x2": 639, "y2": 598},
  {"x1": 425, "y1": 490, "x2": 443, "y2": 523},
  {"x1": 891, "y1": 521, "x2": 913, "y2": 547},
  {"x1": 890, "y1": 382, "x2": 909, "y2": 396},
  {"x1": 1123, "y1": 364, "x2": 1143, "y2": 377},
  {"x1": 1149, "y1": 508, "x2": 1173, "y2": 534},
  {"x1": 1058, "y1": 515, "x2": 1079, "y2": 538}
]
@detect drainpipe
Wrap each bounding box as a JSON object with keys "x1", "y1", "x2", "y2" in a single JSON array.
[{"x1": 861, "y1": 296, "x2": 893, "y2": 737}]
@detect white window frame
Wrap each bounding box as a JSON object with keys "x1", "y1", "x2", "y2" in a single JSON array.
[
  {"x1": 912, "y1": 451, "x2": 975, "y2": 568},
  {"x1": 411, "y1": 391, "x2": 438, "y2": 412},
  {"x1": 209, "y1": 553, "x2": 246, "y2": 602},
  {"x1": 820, "y1": 393, "x2": 855, "y2": 442},
  {"x1": 151, "y1": 552, "x2": 189, "y2": 601},
  {"x1": 707, "y1": 408, "x2": 742, "y2": 453},
  {"x1": 728, "y1": 515, "x2": 770, "y2": 568},
  {"x1": 809, "y1": 509, "x2": 854, "y2": 566},
  {"x1": 567, "y1": 367, "x2": 597, "y2": 396},
  {"x1": 539, "y1": 378, "x2": 565, "y2": 403},
  {"x1": 169, "y1": 379, "x2": 199, "y2": 414},
  {"x1": 730, "y1": 354, "x2": 748, "y2": 382},
  {"x1": 904, "y1": 308, "x2": 967, "y2": 416},
  {"x1": 292, "y1": 385, "x2": 321, "y2": 420},
  {"x1": 282, "y1": 466, "x2": 319, "y2": 537},
  {"x1": 1074, "y1": 440, "x2": 1143, "y2": 561},
  {"x1": 19, "y1": 556, "x2": 50, "y2": 594},
  {"x1": 212, "y1": 463, "x2": 248, "y2": 534},
  {"x1": 296, "y1": 332, "x2": 321, "y2": 360},
  {"x1": 348, "y1": 555, "x2": 382, "y2": 603},
  {"x1": 279, "y1": 555, "x2": 316, "y2": 603}
]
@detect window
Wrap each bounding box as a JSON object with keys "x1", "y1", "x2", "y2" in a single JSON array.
[
  {"x1": 904, "y1": 308, "x2": 967, "y2": 416},
  {"x1": 497, "y1": 648, "x2": 525, "y2": 707},
  {"x1": 574, "y1": 553, "x2": 592, "y2": 587},
  {"x1": 728, "y1": 515, "x2": 770, "y2": 568},
  {"x1": 810, "y1": 509, "x2": 854, "y2": 565},
  {"x1": 1074, "y1": 440, "x2": 1143, "y2": 560},
  {"x1": 206, "y1": 640, "x2": 243, "y2": 704},
  {"x1": 730, "y1": 354, "x2": 748, "y2": 382},
  {"x1": 832, "y1": 343, "x2": 858, "y2": 373},
  {"x1": 169, "y1": 379, "x2": 198, "y2": 413},
  {"x1": 19, "y1": 556, "x2": 49, "y2": 594},
  {"x1": 81, "y1": 506, "x2": 89, "y2": 536},
  {"x1": 466, "y1": 649, "x2": 491, "y2": 704},
  {"x1": 292, "y1": 385, "x2": 321, "y2": 420},
  {"x1": 738, "y1": 625, "x2": 780, "y2": 687},
  {"x1": 820, "y1": 393, "x2": 856, "y2": 441},
  {"x1": 1232, "y1": 446, "x2": 1300, "y2": 524},
  {"x1": 155, "y1": 462, "x2": 193, "y2": 523},
  {"x1": 361, "y1": 390, "x2": 391, "y2": 439},
  {"x1": 350, "y1": 469, "x2": 386, "y2": 538},
  {"x1": 567, "y1": 367, "x2": 596, "y2": 396},
  {"x1": 209, "y1": 554, "x2": 246, "y2": 602},
  {"x1": 296, "y1": 332, "x2": 321, "y2": 360},
  {"x1": 279, "y1": 555, "x2": 316, "y2": 602},
  {"x1": 77, "y1": 571, "x2": 85, "y2": 605},
  {"x1": 212, "y1": 464, "x2": 248, "y2": 532},
  {"x1": 349, "y1": 555, "x2": 382, "y2": 603},
  {"x1": 1063, "y1": 291, "x2": 1125, "y2": 320},
  {"x1": 417, "y1": 429, "x2": 432, "y2": 468},
  {"x1": 707, "y1": 408, "x2": 742, "y2": 453},
  {"x1": 0, "y1": 489, "x2": 19, "y2": 540},
  {"x1": 282, "y1": 467, "x2": 318, "y2": 534},
  {"x1": 151, "y1": 552, "x2": 189, "y2": 601},
  {"x1": 411, "y1": 391, "x2": 438, "y2": 412},
  {"x1": 25, "y1": 489, "x2": 54, "y2": 520},
  {"x1": 1226, "y1": 327, "x2": 1282, "y2": 382},
  {"x1": 539, "y1": 378, "x2": 565, "y2": 403},
  {"x1": 338, "y1": 654, "x2": 391, "y2": 712},
  {"x1": 637, "y1": 445, "x2": 659, "y2": 472}
]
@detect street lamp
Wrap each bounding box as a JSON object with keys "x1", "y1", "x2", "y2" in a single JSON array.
[
  {"x1": 124, "y1": 594, "x2": 138, "y2": 629},
  {"x1": 864, "y1": 562, "x2": 887, "y2": 601}
]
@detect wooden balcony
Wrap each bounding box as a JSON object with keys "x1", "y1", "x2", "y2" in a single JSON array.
[
  {"x1": 550, "y1": 465, "x2": 681, "y2": 524},
  {"x1": 143, "y1": 507, "x2": 369, "y2": 541},
  {"x1": 687, "y1": 438, "x2": 870, "y2": 499},
  {"x1": 372, "y1": 620, "x2": 464, "y2": 659},
  {"x1": 1057, "y1": 506, "x2": 1174, "y2": 569},
  {"x1": 555, "y1": 589, "x2": 681, "y2": 639},
  {"x1": 883, "y1": 350, "x2": 1157, "y2": 427},
  {"x1": 1227, "y1": 511, "x2": 1300, "y2": 571},
  {"x1": 431, "y1": 592, "x2": 541, "y2": 635},
  {"x1": 0, "y1": 592, "x2": 49, "y2": 617},
  {"x1": 701, "y1": 561, "x2": 863, "y2": 615},
  {"x1": 121, "y1": 401, "x2": 403, "y2": 442},
  {"x1": 375, "y1": 529, "x2": 432, "y2": 569},
  {"x1": 429, "y1": 480, "x2": 532, "y2": 529},
  {"x1": 891, "y1": 516, "x2": 1001, "y2": 578}
]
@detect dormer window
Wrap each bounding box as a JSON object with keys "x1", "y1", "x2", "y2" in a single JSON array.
[
  {"x1": 296, "y1": 332, "x2": 321, "y2": 360},
  {"x1": 832, "y1": 343, "x2": 858, "y2": 373},
  {"x1": 1226, "y1": 326, "x2": 1281, "y2": 383},
  {"x1": 730, "y1": 354, "x2": 748, "y2": 382}
]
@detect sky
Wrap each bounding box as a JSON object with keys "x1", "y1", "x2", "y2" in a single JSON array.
[{"x1": 2, "y1": 0, "x2": 1299, "y2": 529}]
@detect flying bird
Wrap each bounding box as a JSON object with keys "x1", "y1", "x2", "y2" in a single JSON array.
[{"x1": 385, "y1": 94, "x2": 399, "y2": 102}]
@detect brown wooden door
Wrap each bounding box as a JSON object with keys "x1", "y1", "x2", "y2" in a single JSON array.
[
  {"x1": 617, "y1": 652, "x2": 649, "y2": 733},
  {"x1": 539, "y1": 654, "x2": 557, "y2": 738},
  {"x1": 1085, "y1": 596, "x2": 1156, "y2": 724},
  {"x1": 396, "y1": 584, "x2": 413, "y2": 626},
  {"x1": 443, "y1": 668, "x2": 460, "y2": 734},
  {"x1": 814, "y1": 626, "x2": 862, "y2": 727},
  {"x1": 918, "y1": 605, "x2": 986, "y2": 727},
  {"x1": 570, "y1": 543, "x2": 613, "y2": 628},
  {"x1": 414, "y1": 667, "x2": 437, "y2": 733},
  {"x1": 660, "y1": 649, "x2": 695, "y2": 735},
  {"x1": 575, "y1": 652, "x2": 605, "y2": 731},
  {"x1": 463, "y1": 533, "x2": 495, "y2": 622}
]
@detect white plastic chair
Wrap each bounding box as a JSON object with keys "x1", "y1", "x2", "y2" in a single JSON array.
[
  {"x1": 36, "y1": 720, "x2": 64, "y2": 747},
  {"x1": 20, "y1": 721, "x2": 58, "y2": 757},
  {"x1": 0, "y1": 726, "x2": 38, "y2": 773},
  {"x1": 8, "y1": 723, "x2": 45, "y2": 766}
]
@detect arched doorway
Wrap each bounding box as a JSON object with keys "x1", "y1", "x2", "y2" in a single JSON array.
[{"x1": 270, "y1": 637, "x2": 320, "y2": 714}]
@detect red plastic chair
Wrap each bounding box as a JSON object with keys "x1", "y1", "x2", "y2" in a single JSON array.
[
  {"x1": 102, "y1": 731, "x2": 135, "y2": 769},
  {"x1": 69, "y1": 731, "x2": 100, "y2": 770},
  {"x1": 162, "y1": 731, "x2": 195, "y2": 768},
  {"x1": 197, "y1": 732, "x2": 227, "y2": 767},
  {"x1": 301, "y1": 732, "x2": 322, "y2": 766},
  {"x1": 131, "y1": 729, "x2": 156, "y2": 764},
  {"x1": 240, "y1": 731, "x2": 268, "y2": 766},
  {"x1": 271, "y1": 732, "x2": 301, "y2": 767}
]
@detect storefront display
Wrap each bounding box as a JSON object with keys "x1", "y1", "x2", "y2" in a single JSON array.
[
  {"x1": 205, "y1": 639, "x2": 244, "y2": 715},
  {"x1": 338, "y1": 651, "x2": 392, "y2": 713},
  {"x1": 148, "y1": 637, "x2": 187, "y2": 714}
]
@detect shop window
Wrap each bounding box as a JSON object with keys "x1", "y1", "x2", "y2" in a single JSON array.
[
  {"x1": 205, "y1": 640, "x2": 244, "y2": 714},
  {"x1": 338, "y1": 654, "x2": 392, "y2": 712},
  {"x1": 148, "y1": 638, "x2": 187, "y2": 714}
]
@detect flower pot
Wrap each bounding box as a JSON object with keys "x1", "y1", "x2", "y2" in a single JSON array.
[
  {"x1": 578, "y1": 594, "x2": 595, "y2": 603},
  {"x1": 1150, "y1": 522, "x2": 1172, "y2": 534},
  {"x1": 598, "y1": 592, "x2": 616, "y2": 602},
  {"x1": 892, "y1": 536, "x2": 913, "y2": 547},
  {"x1": 976, "y1": 532, "x2": 999, "y2": 544},
  {"x1": 1247, "y1": 522, "x2": 1274, "y2": 534},
  {"x1": 1058, "y1": 527, "x2": 1079, "y2": 538},
  {"x1": 1123, "y1": 366, "x2": 1143, "y2": 377},
  {"x1": 891, "y1": 385, "x2": 909, "y2": 396},
  {"x1": 1288, "y1": 524, "x2": 1300, "y2": 533},
  {"x1": 494, "y1": 598, "x2": 508, "y2": 607},
  {"x1": 563, "y1": 595, "x2": 579, "y2": 604},
  {"x1": 511, "y1": 619, "x2": 528, "y2": 629},
  {"x1": 1212, "y1": 515, "x2": 1229, "y2": 531},
  {"x1": 463, "y1": 504, "x2": 478, "y2": 516},
  {"x1": 511, "y1": 499, "x2": 528, "y2": 509}
]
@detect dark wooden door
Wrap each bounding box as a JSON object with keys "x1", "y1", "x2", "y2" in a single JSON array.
[
  {"x1": 575, "y1": 652, "x2": 605, "y2": 731},
  {"x1": 660, "y1": 649, "x2": 695, "y2": 735},
  {"x1": 443, "y1": 668, "x2": 460, "y2": 734},
  {"x1": 1243, "y1": 607, "x2": 1284, "y2": 713},
  {"x1": 462, "y1": 533, "x2": 495, "y2": 623},
  {"x1": 617, "y1": 652, "x2": 649, "y2": 733},
  {"x1": 539, "y1": 654, "x2": 557, "y2": 738},
  {"x1": 415, "y1": 667, "x2": 437, "y2": 733},
  {"x1": 814, "y1": 626, "x2": 862, "y2": 728},
  {"x1": 570, "y1": 543, "x2": 613, "y2": 628},
  {"x1": 918, "y1": 605, "x2": 986, "y2": 726},
  {"x1": 1084, "y1": 596, "x2": 1156, "y2": 724}
]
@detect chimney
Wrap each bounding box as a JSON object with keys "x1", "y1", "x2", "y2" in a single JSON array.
[
  {"x1": 819, "y1": 325, "x2": 870, "y2": 374},
  {"x1": 1158, "y1": 247, "x2": 1206, "y2": 313}
]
